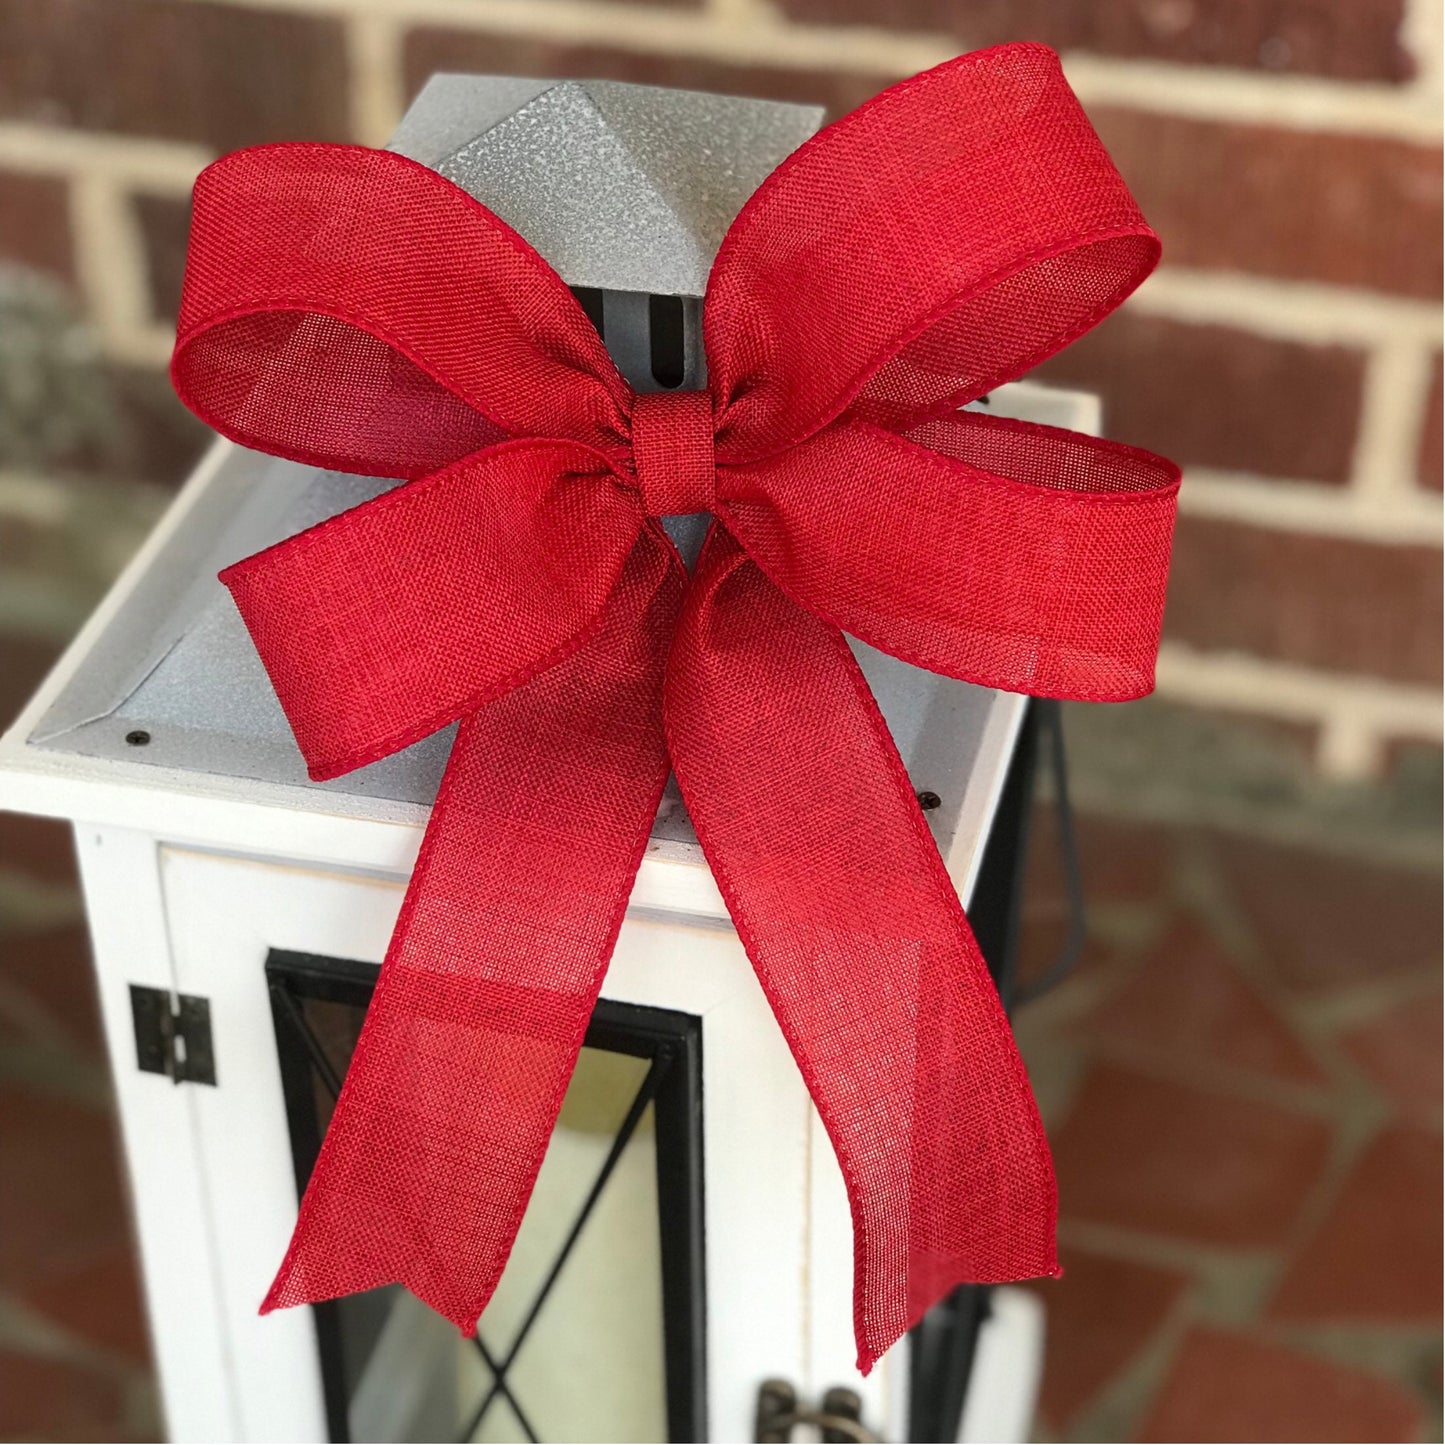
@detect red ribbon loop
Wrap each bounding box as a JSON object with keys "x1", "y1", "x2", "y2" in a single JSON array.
[
  {"x1": 171, "y1": 41, "x2": 1180, "y2": 1373},
  {"x1": 220, "y1": 441, "x2": 644, "y2": 778},
  {"x1": 721, "y1": 413, "x2": 1178, "y2": 700},
  {"x1": 706, "y1": 43, "x2": 1157, "y2": 459}
]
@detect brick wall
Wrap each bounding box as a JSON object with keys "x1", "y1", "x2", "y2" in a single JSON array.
[{"x1": 0, "y1": 0, "x2": 1439, "y2": 792}]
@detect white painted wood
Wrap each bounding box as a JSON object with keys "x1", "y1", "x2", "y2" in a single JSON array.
[
  {"x1": 73, "y1": 825, "x2": 242, "y2": 1442},
  {"x1": 159, "y1": 847, "x2": 397, "y2": 1442},
  {"x1": 945, "y1": 695, "x2": 1028, "y2": 907},
  {"x1": 143, "y1": 847, "x2": 820, "y2": 1443},
  {"x1": 0, "y1": 383, "x2": 1092, "y2": 912}
]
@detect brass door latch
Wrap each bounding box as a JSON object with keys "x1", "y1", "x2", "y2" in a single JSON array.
[{"x1": 754, "y1": 1378, "x2": 882, "y2": 1443}]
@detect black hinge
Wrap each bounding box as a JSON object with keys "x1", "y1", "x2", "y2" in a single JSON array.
[{"x1": 129, "y1": 985, "x2": 217, "y2": 1085}]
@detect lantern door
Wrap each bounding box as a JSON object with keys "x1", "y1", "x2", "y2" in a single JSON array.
[{"x1": 74, "y1": 827, "x2": 904, "y2": 1444}]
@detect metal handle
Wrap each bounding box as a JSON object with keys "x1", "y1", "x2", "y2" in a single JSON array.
[{"x1": 755, "y1": 1380, "x2": 884, "y2": 1443}]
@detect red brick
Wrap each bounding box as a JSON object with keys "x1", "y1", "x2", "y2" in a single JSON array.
[
  {"x1": 0, "y1": 1352, "x2": 128, "y2": 1441},
  {"x1": 1164, "y1": 517, "x2": 1443, "y2": 684},
  {"x1": 0, "y1": 813, "x2": 76, "y2": 885},
  {"x1": 1383, "y1": 737, "x2": 1444, "y2": 800},
  {"x1": 403, "y1": 29, "x2": 892, "y2": 120},
  {"x1": 1, "y1": 926, "x2": 101, "y2": 1057},
  {"x1": 0, "y1": 276, "x2": 207, "y2": 479},
  {"x1": 0, "y1": 631, "x2": 60, "y2": 732},
  {"x1": 1340, "y1": 994, "x2": 1443, "y2": 1118},
  {"x1": 0, "y1": 0, "x2": 350, "y2": 150},
  {"x1": 22, "y1": 1242, "x2": 152, "y2": 1365},
  {"x1": 1216, "y1": 837, "x2": 1440, "y2": 992},
  {"x1": 1052, "y1": 1062, "x2": 1331, "y2": 1247},
  {"x1": 1080, "y1": 813, "x2": 1179, "y2": 903},
  {"x1": 106, "y1": 364, "x2": 213, "y2": 485},
  {"x1": 0, "y1": 168, "x2": 72, "y2": 282},
  {"x1": 1015, "y1": 919, "x2": 1115, "y2": 1002},
  {"x1": 1036, "y1": 311, "x2": 1364, "y2": 483},
  {"x1": 396, "y1": 36, "x2": 1439, "y2": 304},
  {"x1": 0, "y1": 511, "x2": 47, "y2": 574},
  {"x1": 774, "y1": 0, "x2": 1414, "y2": 83},
  {"x1": 134, "y1": 192, "x2": 189, "y2": 324},
  {"x1": 1088, "y1": 922, "x2": 1327, "y2": 1087},
  {"x1": 1421, "y1": 355, "x2": 1442, "y2": 490},
  {"x1": 1268, "y1": 1127, "x2": 1443, "y2": 1325},
  {"x1": 0, "y1": 1085, "x2": 130, "y2": 1289},
  {"x1": 1140, "y1": 1327, "x2": 1425, "y2": 1442},
  {"x1": 0, "y1": 355, "x2": 207, "y2": 487},
  {"x1": 1185, "y1": 704, "x2": 1321, "y2": 765},
  {"x1": 1076, "y1": 696, "x2": 1322, "y2": 782},
  {"x1": 1031, "y1": 1247, "x2": 1187, "y2": 1430},
  {"x1": 1016, "y1": 810, "x2": 1173, "y2": 993},
  {"x1": 1093, "y1": 110, "x2": 1442, "y2": 298}
]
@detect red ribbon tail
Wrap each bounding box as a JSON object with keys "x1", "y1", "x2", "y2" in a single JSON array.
[
  {"x1": 666, "y1": 529, "x2": 1059, "y2": 1374},
  {"x1": 263, "y1": 538, "x2": 681, "y2": 1329}
]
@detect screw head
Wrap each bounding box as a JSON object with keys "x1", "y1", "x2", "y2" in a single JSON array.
[
  {"x1": 124, "y1": 729, "x2": 151, "y2": 747},
  {"x1": 916, "y1": 790, "x2": 941, "y2": 811}
]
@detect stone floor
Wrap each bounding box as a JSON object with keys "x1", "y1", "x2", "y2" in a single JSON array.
[
  {"x1": 0, "y1": 750, "x2": 1437, "y2": 1439},
  {"x1": 1014, "y1": 807, "x2": 1442, "y2": 1444}
]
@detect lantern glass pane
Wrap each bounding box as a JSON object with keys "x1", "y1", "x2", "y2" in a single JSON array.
[
  {"x1": 266, "y1": 953, "x2": 704, "y2": 1444},
  {"x1": 466, "y1": 1048, "x2": 665, "y2": 1444}
]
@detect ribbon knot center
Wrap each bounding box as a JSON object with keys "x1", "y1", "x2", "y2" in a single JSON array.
[{"x1": 631, "y1": 390, "x2": 716, "y2": 517}]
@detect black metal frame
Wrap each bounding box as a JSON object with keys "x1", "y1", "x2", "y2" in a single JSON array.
[{"x1": 265, "y1": 950, "x2": 707, "y2": 1444}]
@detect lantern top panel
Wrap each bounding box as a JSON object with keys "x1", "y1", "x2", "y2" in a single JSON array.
[{"x1": 389, "y1": 74, "x2": 825, "y2": 298}]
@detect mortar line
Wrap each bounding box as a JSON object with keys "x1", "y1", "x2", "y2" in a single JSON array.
[
  {"x1": 346, "y1": 10, "x2": 406, "y2": 146},
  {"x1": 1178, "y1": 470, "x2": 1442, "y2": 545},
  {"x1": 1350, "y1": 340, "x2": 1438, "y2": 499}
]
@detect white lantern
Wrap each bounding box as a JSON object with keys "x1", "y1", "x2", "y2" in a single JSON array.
[{"x1": 0, "y1": 74, "x2": 1099, "y2": 1445}]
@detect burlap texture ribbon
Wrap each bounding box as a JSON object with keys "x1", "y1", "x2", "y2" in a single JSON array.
[{"x1": 171, "y1": 42, "x2": 1179, "y2": 1372}]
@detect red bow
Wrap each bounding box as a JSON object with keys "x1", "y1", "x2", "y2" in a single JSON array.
[{"x1": 172, "y1": 42, "x2": 1178, "y2": 1372}]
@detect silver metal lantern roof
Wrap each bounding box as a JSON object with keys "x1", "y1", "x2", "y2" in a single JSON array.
[{"x1": 394, "y1": 75, "x2": 825, "y2": 299}]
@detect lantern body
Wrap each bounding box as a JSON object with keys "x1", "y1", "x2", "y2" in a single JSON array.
[{"x1": 0, "y1": 75, "x2": 1101, "y2": 1443}]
